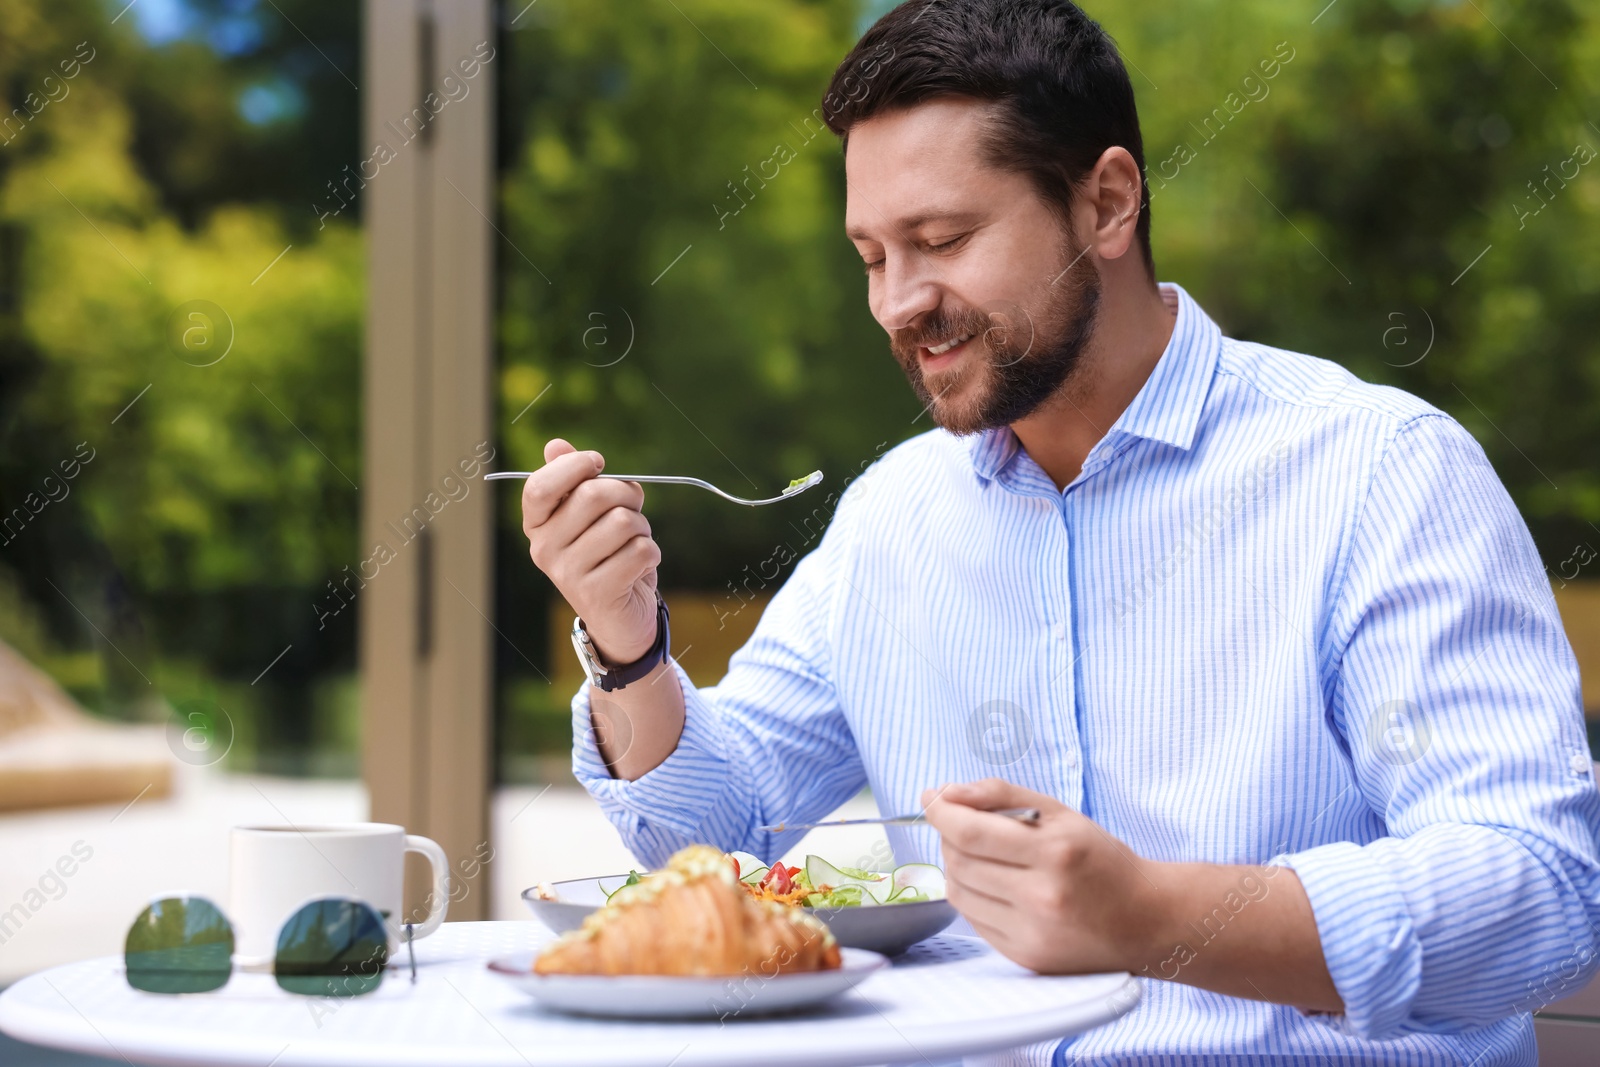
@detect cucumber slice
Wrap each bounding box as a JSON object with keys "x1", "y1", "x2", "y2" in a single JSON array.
[
  {"x1": 727, "y1": 851, "x2": 766, "y2": 883},
  {"x1": 806, "y1": 855, "x2": 892, "y2": 903},
  {"x1": 741, "y1": 865, "x2": 770, "y2": 885},
  {"x1": 804, "y1": 855, "x2": 845, "y2": 889},
  {"x1": 860, "y1": 877, "x2": 893, "y2": 903},
  {"x1": 891, "y1": 862, "x2": 946, "y2": 901}
]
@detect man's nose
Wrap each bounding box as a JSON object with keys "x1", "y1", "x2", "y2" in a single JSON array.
[{"x1": 874, "y1": 253, "x2": 942, "y2": 334}]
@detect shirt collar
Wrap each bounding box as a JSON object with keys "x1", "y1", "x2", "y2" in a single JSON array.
[{"x1": 966, "y1": 282, "x2": 1221, "y2": 485}]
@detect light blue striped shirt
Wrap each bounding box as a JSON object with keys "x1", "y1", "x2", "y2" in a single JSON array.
[{"x1": 570, "y1": 283, "x2": 1600, "y2": 1065}]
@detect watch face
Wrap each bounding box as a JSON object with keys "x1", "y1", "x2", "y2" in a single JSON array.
[{"x1": 571, "y1": 624, "x2": 605, "y2": 689}]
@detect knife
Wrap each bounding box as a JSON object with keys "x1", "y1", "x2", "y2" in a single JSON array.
[{"x1": 757, "y1": 806, "x2": 1041, "y2": 832}]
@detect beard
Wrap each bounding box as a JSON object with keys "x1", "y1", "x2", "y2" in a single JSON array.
[{"x1": 890, "y1": 238, "x2": 1101, "y2": 436}]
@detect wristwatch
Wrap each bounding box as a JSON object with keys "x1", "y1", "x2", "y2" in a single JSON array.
[{"x1": 571, "y1": 593, "x2": 671, "y2": 692}]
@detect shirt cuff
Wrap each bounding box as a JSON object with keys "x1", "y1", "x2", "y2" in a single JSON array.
[
  {"x1": 569, "y1": 658, "x2": 733, "y2": 840},
  {"x1": 1269, "y1": 839, "x2": 1422, "y2": 1038}
]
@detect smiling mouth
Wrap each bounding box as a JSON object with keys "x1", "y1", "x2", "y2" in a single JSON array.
[{"x1": 923, "y1": 333, "x2": 974, "y2": 358}]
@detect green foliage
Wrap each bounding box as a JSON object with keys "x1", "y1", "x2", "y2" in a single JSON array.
[{"x1": 0, "y1": 0, "x2": 362, "y2": 767}]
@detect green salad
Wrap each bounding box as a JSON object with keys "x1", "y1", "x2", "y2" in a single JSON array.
[
  {"x1": 598, "y1": 852, "x2": 947, "y2": 907},
  {"x1": 729, "y1": 851, "x2": 946, "y2": 907}
]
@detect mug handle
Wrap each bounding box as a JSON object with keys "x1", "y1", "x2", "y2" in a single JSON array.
[{"x1": 403, "y1": 835, "x2": 451, "y2": 940}]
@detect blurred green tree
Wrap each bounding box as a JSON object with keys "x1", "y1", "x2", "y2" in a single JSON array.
[{"x1": 0, "y1": 0, "x2": 362, "y2": 770}]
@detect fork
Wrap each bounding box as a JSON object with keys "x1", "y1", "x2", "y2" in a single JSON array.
[
  {"x1": 483, "y1": 469, "x2": 824, "y2": 507},
  {"x1": 758, "y1": 807, "x2": 1042, "y2": 832}
]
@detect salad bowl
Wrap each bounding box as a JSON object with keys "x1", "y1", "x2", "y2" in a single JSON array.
[
  {"x1": 799, "y1": 897, "x2": 957, "y2": 956},
  {"x1": 523, "y1": 856, "x2": 957, "y2": 957},
  {"x1": 521, "y1": 874, "x2": 613, "y2": 935}
]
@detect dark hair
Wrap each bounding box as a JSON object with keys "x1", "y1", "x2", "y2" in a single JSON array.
[{"x1": 821, "y1": 0, "x2": 1154, "y2": 280}]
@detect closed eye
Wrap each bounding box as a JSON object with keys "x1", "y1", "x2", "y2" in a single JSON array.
[{"x1": 861, "y1": 233, "x2": 969, "y2": 274}]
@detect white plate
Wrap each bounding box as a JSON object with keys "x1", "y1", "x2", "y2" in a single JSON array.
[{"x1": 486, "y1": 947, "x2": 887, "y2": 1019}]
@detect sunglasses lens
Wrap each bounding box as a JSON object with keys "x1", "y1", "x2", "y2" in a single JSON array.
[
  {"x1": 273, "y1": 898, "x2": 388, "y2": 997},
  {"x1": 125, "y1": 896, "x2": 234, "y2": 993}
]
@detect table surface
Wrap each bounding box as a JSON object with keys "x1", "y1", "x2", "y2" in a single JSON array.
[{"x1": 0, "y1": 921, "x2": 1140, "y2": 1067}]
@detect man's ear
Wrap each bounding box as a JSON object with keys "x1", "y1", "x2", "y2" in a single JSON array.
[{"x1": 1081, "y1": 147, "x2": 1143, "y2": 262}]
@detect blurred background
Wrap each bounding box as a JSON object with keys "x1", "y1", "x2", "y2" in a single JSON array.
[{"x1": 1, "y1": 0, "x2": 1598, "y2": 1058}]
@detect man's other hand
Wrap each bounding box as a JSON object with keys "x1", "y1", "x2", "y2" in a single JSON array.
[{"x1": 921, "y1": 778, "x2": 1158, "y2": 975}]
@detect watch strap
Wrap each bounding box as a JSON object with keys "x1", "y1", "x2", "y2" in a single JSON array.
[{"x1": 585, "y1": 594, "x2": 670, "y2": 692}]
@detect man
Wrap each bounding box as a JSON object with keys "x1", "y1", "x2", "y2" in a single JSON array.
[{"x1": 518, "y1": 1, "x2": 1600, "y2": 1062}]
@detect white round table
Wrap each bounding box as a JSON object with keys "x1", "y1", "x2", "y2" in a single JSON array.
[{"x1": 0, "y1": 921, "x2": 1139, "y2": 1067}]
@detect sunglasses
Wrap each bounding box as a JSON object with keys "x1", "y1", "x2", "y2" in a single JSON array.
[{"x1": 124, "y1": 895, "x2": 416, "y2": 996}]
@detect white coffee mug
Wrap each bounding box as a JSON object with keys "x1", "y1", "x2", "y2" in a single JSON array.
[{"x1": 228, "y1": 823, "x2": 449, "y2": 968}]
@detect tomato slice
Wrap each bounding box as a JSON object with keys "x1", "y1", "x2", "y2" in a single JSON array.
[{"x1": 761, "y1": 861, "x2": 792, "y2": 894}]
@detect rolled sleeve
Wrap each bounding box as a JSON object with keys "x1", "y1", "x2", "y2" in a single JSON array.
[
  {"x1": 1269, "y1": 841, "x2": 1421, "y2": 1037},
  {"x1": 1299, "y1": 413, "x2": 1600, "y2": 1037},
  {"x1": 571, "y1": 658, "x2": 736, "y2": 847}
]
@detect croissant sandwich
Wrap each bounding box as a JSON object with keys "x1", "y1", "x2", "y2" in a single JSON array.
[{"x1": 535, "y1": 844, "x2": 841, "y2": 976}]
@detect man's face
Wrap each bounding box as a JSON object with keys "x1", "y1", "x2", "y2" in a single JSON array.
[{"x1": 844, "y1": 98, "x2": 1100, "y2": 434}]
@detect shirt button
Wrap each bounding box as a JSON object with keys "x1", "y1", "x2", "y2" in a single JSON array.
[
  {"x1": 1051, "y1": 622, "x2": 1066, "y2": 641},
  {"x1": 1571, "y1": 752, "x2": 1593, "y2": 777}
]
